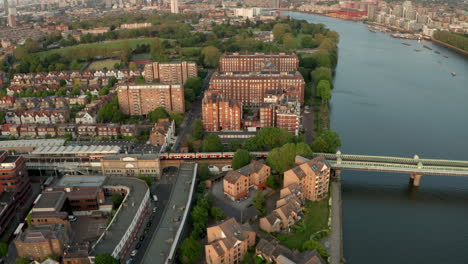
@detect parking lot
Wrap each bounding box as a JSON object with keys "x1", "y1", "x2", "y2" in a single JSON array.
[
  {"x1": 71, "y1": 215, "x2": 108, "y2": 243},
  {"x1": 210, "y1": 182, "x2": 261, "y2": 223}
]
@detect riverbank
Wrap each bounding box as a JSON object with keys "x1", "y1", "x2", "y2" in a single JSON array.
[
  {"x1": 330, "y1": 177, "x2": 344, "y2": 264},
  {"x1": 288, "y1": 10, "x2": 365, "y2": 22},
  {"x1": 431, "y1": 38, "x2": 468, "y2": 56}
]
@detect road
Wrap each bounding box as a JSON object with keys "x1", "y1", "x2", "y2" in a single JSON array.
[
  {"x1": 171, "y1": 70, "x2": 213, "y2": 152},
  {"x1": 303, "y1": 83, "x2": 315, "y2": 144},
  {"x1": 123, "y1": 170, "x2": 177, "y2": 264},
  {"x1": 329, "y1": 177, "x2": 344, "y2": 264}
]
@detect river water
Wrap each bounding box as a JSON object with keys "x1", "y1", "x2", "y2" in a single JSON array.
[{"x1": 286, "y1": 11, "x2": 468, "y2": 264}]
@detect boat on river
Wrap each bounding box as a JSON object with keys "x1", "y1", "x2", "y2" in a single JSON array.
[
  {"x1": 443, "y1": 55, "x2": 449, "y2": 58},
  {"x1": 414, "y1": 49, "x2": 422, "y2": 52},
  {"x1": 402, "y1": 42, "x2": 411, "y2": 46},
  {"x1": 451, "y1": 72, "x2": 456, "y2": 77},
  {"x1": 423, "y1": 45, "x2": 432, "y2": 50},
  {"x1": 435, "y1": 50, "x2": 441, "y2": 54}
]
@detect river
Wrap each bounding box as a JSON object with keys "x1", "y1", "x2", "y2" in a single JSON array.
[{"x1": 286, "y1": 11, "x2": 468, "y2": 264}]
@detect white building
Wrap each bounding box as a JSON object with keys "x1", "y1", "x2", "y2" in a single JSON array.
[{"x1": 170, "y1": 0, "x2": 178, "y2": 14}]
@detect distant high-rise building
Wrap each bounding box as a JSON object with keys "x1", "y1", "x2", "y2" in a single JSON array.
[
  {"x1": 3, "y1": 0, "x2": 8, "y2": 13},
  {"x1": 105, "y1": 0, "x2": 112, "y2": 8},
  {"x1": 368, "y1": 4, "x2": 377, "y2": 21},
  {"x1": 170, "y1": 0, "x2": 178, "y2": 14},
  {"x1": 7, "y1": 14, "x2": 16, "y2": 27}
]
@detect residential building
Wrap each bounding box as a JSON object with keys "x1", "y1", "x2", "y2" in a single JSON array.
[
  {"x1": 256, "y1": 238, "x2": 326, "y2": 264},
  {"x1": 63, "y1": 243, "x2": 91, "y2": 264},
  {"x1": 223, "y1": 170, "x2": 249, "y2": 201},
  {"x1": 205, "y1": 218, "x2": 256, "y2": 264},
  {"x1": 259, "y1": 198, "x2": 302, "y2": 233},
  {"x1": 275, "y1": 98, "x2": 301, "y2": 136},
  {"x1": 208, "y1": 71, "x2": 305, "y2": 104},
  {"x1": 283, "y1": 155, "x2": 331, "y2": 201},
  {"x1": 14, "y1": 224, "x2": 70, "y2": 261},
  {"x1": 149, "y1": 118, "x2": 176, "y2": 148},
  {"x1": 223, "y1": 160, "x2": 270, "y2": 201},
  {"x1": 30, "y1": 191, "x2": 72, "y2": 234},
  {"x1": 170, "y1": 0, "x2": 179, "y2": 14},
  {"x1": 219, "y1": 52, "x2": 299, "y2": 72},
  {"x1": 144, "y1": 61, "x2": 197, "y2": 84},
  {"x1": 117, "y1": 84, "x2": 185, "y2": 115},
  {"x1": 75, "y1": 112, "x2": 96, "y2": 124},
  {"x1": 0, "y1": 151, "x2": 31, "y2": 234},
  {"x1": 119, "y1": 23, "x2": 152, "y2": 29},
  {"x1": 202, "y1": 94, "x2": 241, "y2": 132}
]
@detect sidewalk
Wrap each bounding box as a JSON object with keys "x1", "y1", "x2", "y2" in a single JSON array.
[{"x1": 330, "y1": 179, "x2": 344, "y2": 264}]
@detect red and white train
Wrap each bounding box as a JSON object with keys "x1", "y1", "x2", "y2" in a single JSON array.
[{"x1": 159, "y1": 152, "x2": 269, "y2": 160}]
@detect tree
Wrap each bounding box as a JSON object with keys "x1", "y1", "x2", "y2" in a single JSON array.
[
  {"x1": 191, "y1": 120, "x2": 204, "y2": 140},
  {"x1": 199, "y1": 163, "x2": 212, "y2": 181},
  {"x1": 0, "y1": 242, "x2": 7, "y2": 257},
  {"x1": 243, "y1": 127, "x2": 293, "y2": 151},
  {"x1": 301, "y1": 34, "x2": 316, "y2": 48},
  {"x1": 129, "y1": 61, "x2": 137, "y2": 70},
  {"x1": 16, "y1": 257, "x2": 31, "y2": 264},
  {"x1": 55, "y1": 88, "x2": 67, "y2": 96},
  {"x1": 272, "y1": 23, "x2": 291, "y2": 41},
  {"x1": 253, "y1": 189, "x2": 265, "y2": 215},
  {"x1": 210, "y1": 207, "x2": 226, "y2": 221},
  {"x1": 267, "y1": 143, "x2": 313, "y2": 174},
  {"x1": 202, "y1": 46, "x2": 221, "y2": 68},
  {"x1": 138, "y1": 176, "x2": 153, "y2": 187},
  {"x1": 59, "y1": 79, "x2": 67, "y2": 87},
  {"x1": 71, "y1": 87, "x2": 81, "y2": 96},
  {"x1": 135, "y1": 75, "x2": 146, "y2": 84},
  {"x1": 178, "y1": 237, "x2": 201, "y2": 264},
  {"x1": 0, "y1": 111, "x2": 5, "y2": 124},
  {"x1": 311, "y1": 67, "x2": 332, "y2": 87},
  {"x1": 228, "y1": 140, "x2": 241, "y2": 151},
  {"x1": 98, "y1": 87, "x2": 110, "y2": 96},
  {"x1": 148, "y1": 107, "x2": 169, "y2": 123},
  {"x1": 70, "y1": 60, "x2": 80, "y2": 70},
  {"x1": 303, "y1": 240, "x2": 329, "y2": 259},
  {"x1": 95, "y1": 253, "x2": 119, "y2": 264},
  {"x1": 121, "y1": 40, "x2": 130, "y2": 63},
  {"x1": 266, "y1": 175, "x2": 279, "y2": 189},
  {"x1": 150, "y1": 37, "x2": 165, "y2": 60},
  {"x1": 311, "y1": 130, "x2": 341, "y2": 153},
  {"x1": 169, "y1": 112, "x2": 184, "y2": 126},
  {"x1": 184, "y1": 77, "x2": 203, "y2": 96},
  {"x1": 202, "y1": 134, "x2": 223, "y2": 152},
  {"x1": 316, "y1": 80, "x2": 331, "y2": 104},
  {"x1": 112, "y1": 193, "x2": 124, "y2": 208},
  {"x1": 232, "y1": 149, "x2": 253, "y2": 170},
  {"x1": 283, "y1": 33, "x2": 296, "y2": 51}
]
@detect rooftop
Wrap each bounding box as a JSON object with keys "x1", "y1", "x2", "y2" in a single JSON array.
[
  {"x1": 57, "y1": 175, "x2": 107, "y2": 188},
  {"x1": 0, "y1": 139, "x2": 65, "y2": 150},
  {"x1": 32, "y1": 191, "x2": 67, "y2": 213},
  {"x1": 92, "y1": 177, "x2": 149, "y2": 256},
  {"x1": 31, "y1": 145, "x2": 121, "y2": 155}
]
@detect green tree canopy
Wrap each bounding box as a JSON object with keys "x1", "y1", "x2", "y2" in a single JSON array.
[
  {"x1": 198, "y1": 163, "x2": 212, "y2": 181},
  {"x1": 16, "y1": 257, "x2": 31, "y2": 264},
  {"x1": 232, "y1": 149, "x2": 253, "y2": 170},
  {"x1": 178, "y1": 237, "x2": 201, "y2": 264},
  {"x1": 0, "y1": 242, "x2": 8, "y2": 257},
  {"x1": 316, "y1": 79, "x2": 331, "y2": 104},
  {"x1": 184, "y1": 77, "x2": 203, "y2": 96},
  {"x1": 283, "y1": 33, "x2": 296, "y2": 51},
  {"x1": 210, "y1": 206, "x2": 226, "y2": 221},
  {"x1": 310, "y1": 130, "x2": 341, "y2": 153},
  {"x1": 202, "y1": 46, "x2": 221, "y2": 68},
  {"x1": 0, "y1": 111, "x2": 5, "y2": 124},
  {"x1": 267, "y1": 142, "x2": 313, "y2": 174},
  {"x1": 311, "y1": 66, "x2": 332, "y2": 86},
  {"x1": 202, "y1": 134, "x2": 223, "y2": 152},
  {"x1": 303, "y1": 240, "x2": 329, "y2": 259},
  {"x1": 243, "y1": 127, "x2": 293, "y2": 151},
  {"x1": 228, "y1": 140, "x2": 242, "y2": 151},
  {"x1": 148, "y1": 107, "x2": 169, "y2": 123},
  {"x1": 253, "y1": 189, "x2": 266, "y2": 215},
  {"x1": 190, "y1": 120, "x2": 204, "y2": 140},
  {"x1": 95, "y1": 253, "x2": 119, "y2": 264},
  {"x1": 272, "y1": 23, "x2": 291, "y2": 41},
  {"x1": 112, "y1": 193, "x2": 124, "y2": 208}
]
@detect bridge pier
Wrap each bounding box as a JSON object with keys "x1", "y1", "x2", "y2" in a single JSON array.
[
  {"x1": 409, "y1": 173, "x2": 422, "y2": 187},
  {"x1": 332, "y1": 169, "x2": 342, "y2": 182}
]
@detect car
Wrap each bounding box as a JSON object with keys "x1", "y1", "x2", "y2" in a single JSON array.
[
  {"x1": 139, "y1": 235, "x2": 145, "y2": 241},
  {"x1": 135, "y1": 243, "x2": 142, "y2": 249},
  {"x1": 152, "y1": 207, "x2": 157, "y2": 213},
  {"x1": 125, "y1": 259, "x2": 134, "y2": 264},
  {"x1": 130, "y1": 250, "x2": 138, "y2": 257},
  {"x1": 146, "y1": 222, "x2": 152, "y2": 227},
  {"x1": 144, "y1": 228, "x2": 149, "y2": 234},
  {"x1": 68, "y1": 215, "x2": 77, "y2": 222}
]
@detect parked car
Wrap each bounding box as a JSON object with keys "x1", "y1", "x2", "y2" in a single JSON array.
[
  {"x1": 139, "y1": 235, "x2": 145, "y2": 241},
  {"x1": 135, "y1": 243, "x2": 142, "y2": 249},
  {"x1": 130, "y1": 250, "x2": 137, "y2": 257},
  {"x1": 152, "y1": 207, "x2": 157, "y2": 213},
  {"x1": 146, "y1": 222, "x2": 152, "y2": 227},
  {"x1": 68, "y1": 215, "x2": 77, "y2": 222}
]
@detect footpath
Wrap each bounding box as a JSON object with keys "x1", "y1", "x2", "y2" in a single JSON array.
[{"x1": 330, "y1": 177, "x2": 344, "y2": 264}]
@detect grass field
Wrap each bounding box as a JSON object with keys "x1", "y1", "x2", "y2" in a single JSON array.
[
  {"x1": 276, "y1": 198, "x2": 330, "y2": 250},
  {"x1": 38, "y1": 37, "x2": 161, "y2": 58},
  {"x1": 87, "y1": 59, "x2": 121, "y2": 70}
]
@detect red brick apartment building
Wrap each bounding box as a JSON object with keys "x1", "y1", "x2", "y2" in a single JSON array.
[
  {"x1": 219, "y1": 52, "x2": 299, "y2": 72},
  {"x1": 208, "y1": 71, "x2": 305, "y2": 104},
  {"x1": 144, "y1": 61, "x2": 198, "y2": 84},
  {"x1": 0, "y1": 151, "x2": 31, "y2": 234},
  {"x1": 202, "y1": 94, "x2": 241, "y2": 131},
  {"x1": 117, "y1": 84, "x2": 185, "y2": 115}
]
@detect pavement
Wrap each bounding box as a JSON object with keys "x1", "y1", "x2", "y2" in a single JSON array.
[
  {"x1": 141, "y1": 163, "x2": 197, "y2": 264},
  {"x1": 210, "y1": 182, "x2": 261, "y2": 223},
  {"x1": 329, "y1": 178, "x2": 344, "y2": 264}
]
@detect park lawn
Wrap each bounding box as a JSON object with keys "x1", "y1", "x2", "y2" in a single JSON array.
[
  {"x1": 38, "y1": 37, "x2": 164, "y2": 58},
  {"x1": 87, "y1": 59, "x2": 121, "y2": 70},
  {"x1": 277, "y1": 198, "x2": 329, "y2": 250}
]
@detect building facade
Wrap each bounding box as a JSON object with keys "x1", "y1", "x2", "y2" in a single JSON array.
[
  {"x1": 205, "y1": 218, "x2": 256, "y2": 264},
  {"x1": 223, "y1": 160, "x2": 270, "y2": 201},
  {"x1": 208, "y1": 71, "x2": 304, "y2": 104},
  {"x1": 101, "y1": 154, "x2": 161, "y2": 179},
  {"x1": 202, "y1": 94, "x2": 241, "y2": 132},
  {"x1": 117, "y1": 84, "x2": 185, "y2": 115},
  {"x1": 219, "y1": 52, "x2": 299, "y2": 72},
  {"x1": 144, "y1": 61, "x2": 197, "y2": 84},
  {"x1": 283, "y1": 155, "x2": 331, "y2": 201},
  {"x1": 0, "y1": 151, "x2": 31, "y2": 234}
]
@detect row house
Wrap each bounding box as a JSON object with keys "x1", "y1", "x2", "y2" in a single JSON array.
[
  {"x1": 6, "y1": 85, "x2": 100, "y2": 97},
  {"x1": 0, "y1": 96, "x2": 15, "y2": 109},
  {"x1": 75, "y1": 112, "x2": 96, "y2": 124},
  {"x1": 5, "y1": 110, "x2": 69, "y2": 124},
  {"x1": 259, "y1": 198, "x2": 302, "y2": 233},
  {"x1": 256, "y1": 238, "x2": 325, "y2": 264},
  {"x1": 2, "y1": 123, "x2": 138, "y2": 139},
  {"x1": 149, "y1": 118, "x2": 176, "y2": 149}
]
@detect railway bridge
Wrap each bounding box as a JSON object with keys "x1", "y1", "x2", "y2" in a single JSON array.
[{"x1": 23, "y1": 150, "x2": 468, "y2": 187}]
